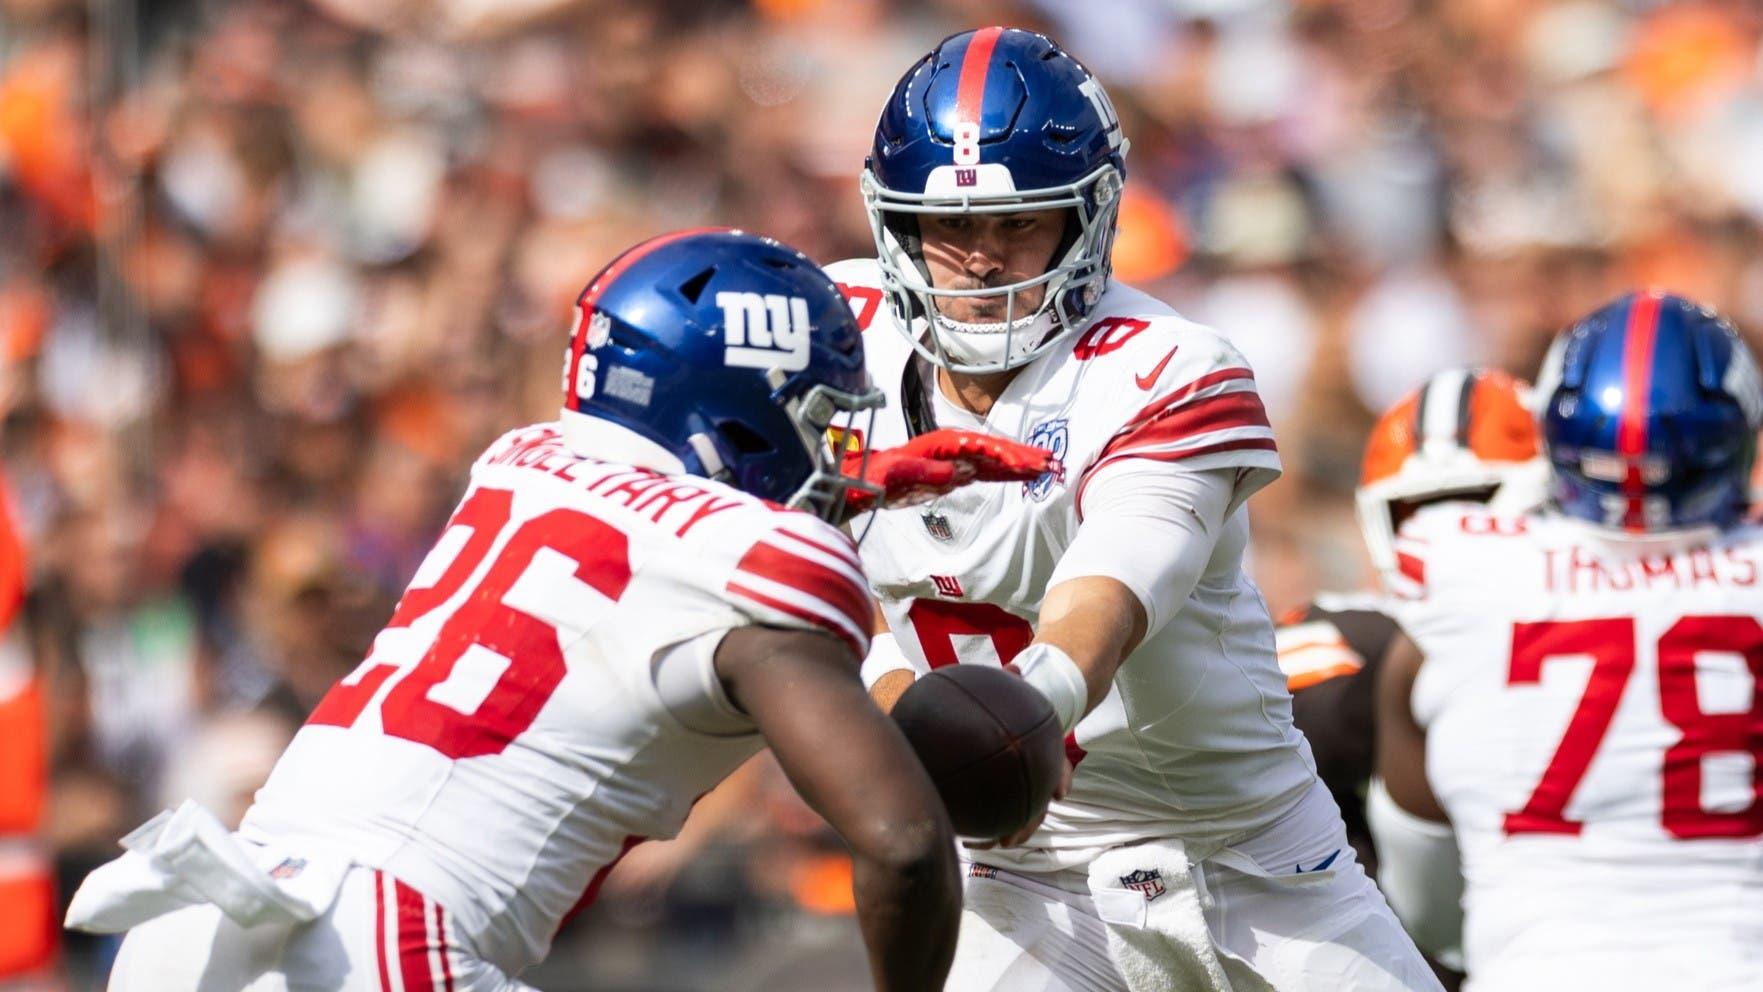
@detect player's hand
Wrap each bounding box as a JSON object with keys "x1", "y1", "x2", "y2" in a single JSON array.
[
  {"x1": 966, "y1": 755, "x2": 1073, "y2": 851},
  {"x1": 842, "y1": 429, "x2": 1058, "y2": 518}
]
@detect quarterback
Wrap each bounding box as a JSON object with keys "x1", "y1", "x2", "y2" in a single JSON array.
[
  {"x1": 65, "y1": 230, "x2": 1053, "y2": 991},
  {"x1": 1378, "y1": 292, "x2": 1763, "y2": 989},
  {"x1": 837, "y1": 26, "x2": 1439, "y2": 991}
]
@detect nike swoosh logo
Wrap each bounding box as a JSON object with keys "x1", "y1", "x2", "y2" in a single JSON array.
[
  {"x1": 1135, "y1": 345, "x2": 1179, "y2": 390},
  {"x1": 1294, "y1": 849, "x2": 1340, "y2": 874}
]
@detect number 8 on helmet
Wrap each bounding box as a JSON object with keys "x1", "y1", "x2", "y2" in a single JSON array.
[{"x1": 861, "y1": 27, "x2": 1129, "y2": 374}]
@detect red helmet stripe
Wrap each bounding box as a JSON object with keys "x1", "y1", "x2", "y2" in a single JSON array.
[
  {"x1": 568, "y1": 226, "x2": 732, "y2": 408},
  {"x1": 956, "y1": 27, "x2": 1004, "y2": 125},
  {"x1": 1617, "y1": 291, "x2": 1663, "y2": 530}
]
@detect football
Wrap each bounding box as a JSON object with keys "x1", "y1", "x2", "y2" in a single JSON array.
[{"x1": 890, "y1": 664, "x2": 1067, "y2": 839}]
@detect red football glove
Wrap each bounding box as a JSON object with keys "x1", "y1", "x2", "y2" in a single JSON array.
[{"x1": 841, "y1": 428, "x2": 1060, "y2": 518}]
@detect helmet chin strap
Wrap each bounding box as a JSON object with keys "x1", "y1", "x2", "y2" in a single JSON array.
[
  {"x1": 927, "y1": 307, "x2": 1058, "y2": 369},
  {"x1": 932, "y1": 310, "x2": 1043, "y2": 336}
]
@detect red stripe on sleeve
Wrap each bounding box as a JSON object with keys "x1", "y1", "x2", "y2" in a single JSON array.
[
  {"x1": 727, "y1": 581, "x2": 866, "y2": 658},
  {"x1": 1098, "y1": 389, "x2": 1271, "y2": 461},
  {"x1": 1075, "y1": 437, "x2": 1278, "y2": 516},
  {"x1": 1071, "y1": 370, "x2": 1273, "y2": 518},
  {"x1": 732, "y1": 541, "x2": 871, "y2": 642},
  {"x1": 956, "y1": 27, "x2": 1004, "y2": 125},
  {"x1": 394, "y1": 878, "x2": 434, "y2": 992},
  {"x1": 775, "y1": 526, "x2": 863, "y2": 572},
  {"x1": 1117, "y1": 367, "x2": 1256, "y2": 434}
]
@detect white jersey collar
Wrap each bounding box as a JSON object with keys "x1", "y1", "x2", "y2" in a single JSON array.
[{"x1": 558, "y1": 408, "x2": 688, "y2": 474}]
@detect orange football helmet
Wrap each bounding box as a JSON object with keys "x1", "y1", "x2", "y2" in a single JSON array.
[{"x1": 1357, "y1": 368, "x2": 1545, "y2": 576}]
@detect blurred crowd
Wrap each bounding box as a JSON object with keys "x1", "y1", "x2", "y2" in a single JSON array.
[{"x1": 1, "y1": 0, "x2": 1761, "y2": 987}]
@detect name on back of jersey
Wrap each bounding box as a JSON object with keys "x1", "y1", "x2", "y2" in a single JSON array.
[
  {"x1": 1405, "y1": 508, "x2": 1763, "y2": 598},
  {"x1": 479, "y1": 427, "x2": 748, "y2": 538},
  {"x1": 1542, "y1": 540, "x2": 1761, "y2": 595}
]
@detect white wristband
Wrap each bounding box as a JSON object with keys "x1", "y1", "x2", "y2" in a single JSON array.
[
  {"x1": 860, "y1": 632, "x2": 916, "y2": 690},
  {"x1": 1014, "y1": 642, "x2": 1088, "y2": 734}
]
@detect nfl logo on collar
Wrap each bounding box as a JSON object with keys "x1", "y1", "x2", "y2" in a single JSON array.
[{"x1": 922, "y1": 510, "x2": 954, "y2": 541}]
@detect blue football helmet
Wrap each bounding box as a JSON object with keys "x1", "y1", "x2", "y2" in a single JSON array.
[
  {"x1": 1536, "y1": 291, "x2": 1763, "y2": 533},
  {"x1": 560, "y1": 228, "x2": 883, "y2": 522},
  {"x1": 862, "y1": 27, "x2": 1128, "y2": 374}
]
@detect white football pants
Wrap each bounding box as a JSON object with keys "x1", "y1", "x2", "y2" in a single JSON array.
[
  {"x1": 105, "y1": 865, "x2": 535, "y2": 992},
  {"x1": 947, "y1": 786, "x2": 1443, "y2": 991}
]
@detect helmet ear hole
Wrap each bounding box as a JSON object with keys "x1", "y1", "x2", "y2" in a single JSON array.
[
  {"x1": 716, "y1": 419, "x2": 775, "y2": 457},
  {"x1": 883, "y1": 211, "x2": 933, "y2": 291},
  {"x1": 1050, "y1": 208, "x2": 1082, "y2": 268},
  {"x1": 677, "y1": 267, "x2": 716, "y2": 304},
  {"x1": 884, "y1": 211, "x2": 921, "y2": 254}
]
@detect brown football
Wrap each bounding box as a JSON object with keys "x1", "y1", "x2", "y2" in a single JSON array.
[{"x1": 890, "y1": 664, "x2": 1066, "y2": 839}]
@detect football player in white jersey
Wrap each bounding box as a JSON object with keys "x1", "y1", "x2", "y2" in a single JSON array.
[
  {"x1": 65, "y1": 230, "x2": 1059, "y2": 991},
  {"x1": 1377, "y1": 291, "x2": 1763, "y2": 990},
  {"x1": 835, "y1": 26, "x2": 1440, "y2": 991},
  {"x1": 1277, "y1": 367, "x2": 1543, "y2": 978}
]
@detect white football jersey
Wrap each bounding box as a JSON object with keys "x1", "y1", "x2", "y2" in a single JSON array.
[
  {"x1": 241, "y1": 423, "x2": 871, "y2": 974},
  {"x1": 829, "y1": 258, "x2": 1319, "y2": 871},
  {"x1": 1394, "y1": 505, "x2": 1763, "y2": 984}
]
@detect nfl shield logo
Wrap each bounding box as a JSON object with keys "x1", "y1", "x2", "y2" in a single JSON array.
[
  {"x1": 269, "y1": 857, "x2": 307, "y2": 881},
  {"x1": 586, "y1": 309, "x2": 613, "y2": 348},
  {"x1": 922, "y1": 510, "x2": 954, "y2": 541},
  {"x1": 1119, "y1": 868, "x2": 1165, "y2": 901},
  {"x1": 1023, "y1": 419, "x2": 1069, "y2": 501}
]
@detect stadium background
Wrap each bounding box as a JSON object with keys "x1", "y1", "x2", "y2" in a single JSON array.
[{"x1": 0, "y1": 0, "x2": 1760, "y2": 987}]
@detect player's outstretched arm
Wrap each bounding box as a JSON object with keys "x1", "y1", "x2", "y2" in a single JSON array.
[
  {"x1": 1018, "y1": 464, "x2": 1239, "y2": 729},
  {"x1": 963, "y1": 467, "x2": 1242, "y2": 848},
  {"x1": 716, "y1": 626, "x2": 960, "y2": 992}
]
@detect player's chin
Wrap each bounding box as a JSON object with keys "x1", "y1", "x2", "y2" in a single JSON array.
[
  {"x1": 938, "y1": 301, "x2": 1009, "y2": 326},
  {"x1": 934, "y1": 300, "x2": 995, "y2": 324}
]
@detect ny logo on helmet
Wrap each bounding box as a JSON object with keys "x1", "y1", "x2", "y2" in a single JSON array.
[
  {"x1": 1078, "y1": 77, "x2": 1123, "y2": 150},
  {"x1": 718, "y1": 291, "x2": 811, "y2": 372}
]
